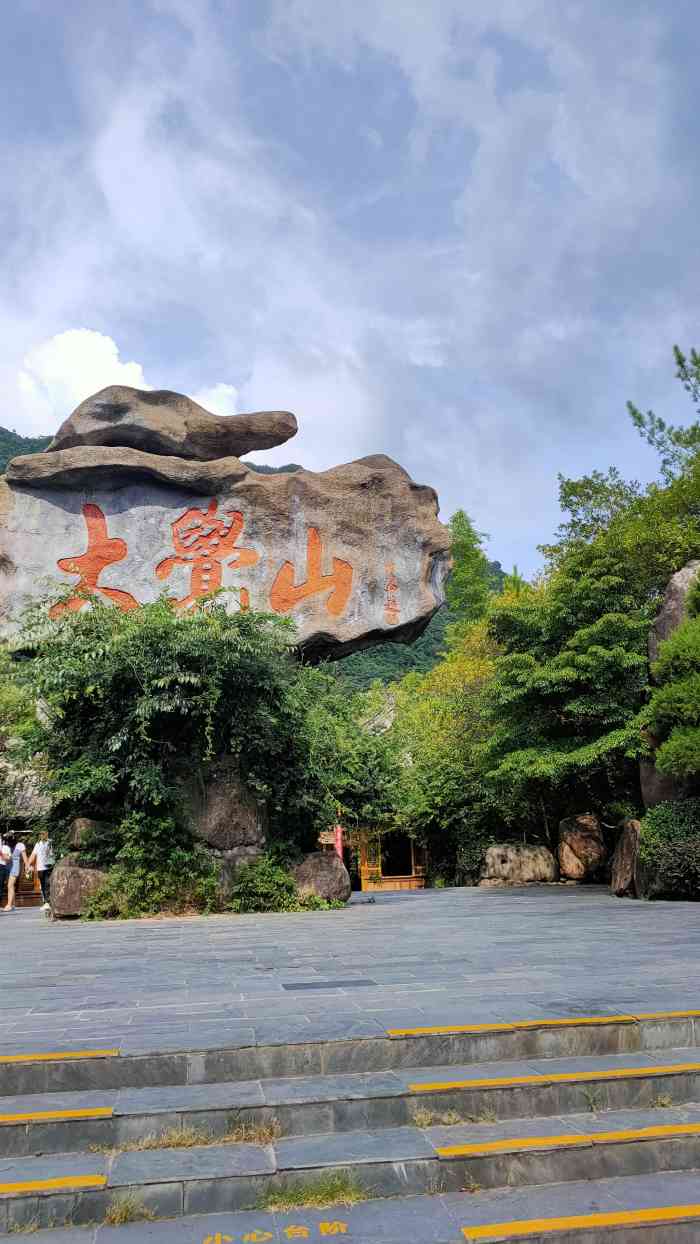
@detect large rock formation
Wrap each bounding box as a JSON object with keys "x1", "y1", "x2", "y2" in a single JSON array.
[
  {"x1": 1, "y1": 388, "x2": 450, "y2": 661},
  {"x1": 479, "y1": 844, "x2": 558, "y2": 886},
  {"x1": 610, "y1": 818, "x2": 641, "y2": 897},
  {"x1": 648, "y1": 560, "x2": 700, "y2": 665},
  {"x1": 558, "y1": 813, "x2": 606, "y2": 881},
  {"x1": 180, "y1": 756, "x2": 267, "y2": 858},
  {"x1": 291, "y1": 851, "x2": 352, "y2": 903},
  {"x1": 642, "y1": 560, "x2": 700, "y2": 807}
]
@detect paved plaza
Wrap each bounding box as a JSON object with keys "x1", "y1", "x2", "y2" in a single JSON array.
[
  {"x1": 3, "y1": 886, "x2": 700, "y2": 1242},
  {"x1": 2, "y1": 884, "x2": 699, "y2": 1056}
]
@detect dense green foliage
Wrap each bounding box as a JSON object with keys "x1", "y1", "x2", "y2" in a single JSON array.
[
  {"x1": 332, "y1": 608, "x2": 452, "y2": 692},
  {"x1": 367, "y1": 346, "x2": 700, "y2": 886},
  {"x1": 647, "y1": 581, "x2": 700, "y2": 783},
  {"x1": 227, "y1": 853, "x2": 341, "y2": 912},
  {"x1": 11, "y1": 596, "x2": 396, "y2": 914},
  {"x1": 639, "y1": 799, "x2": 700, "y2": 899}
]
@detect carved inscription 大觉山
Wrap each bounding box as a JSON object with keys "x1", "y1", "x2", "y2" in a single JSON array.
[
  {"x1": 156, "y1": 499, "x2": 258, "y2": 612},
  {"x1": 49, "y1": 503, "x2": 139, "y2": 619},
  {"x1": 48, "y1": 508, "x2": 357, "y2": 622},
  {"x1": 270, "y1": 527, "x2": 353, "y2": 618}
]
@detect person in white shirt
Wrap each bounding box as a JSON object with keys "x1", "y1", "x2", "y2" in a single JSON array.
[
  {"x1": 3, "y1": 834, "x2": 29, "y2": 911},
  {"x1": 27, "y1": 831, "x2": 55, "y2": 910}
]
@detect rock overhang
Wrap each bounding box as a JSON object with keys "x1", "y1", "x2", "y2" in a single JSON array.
[{"x1": 1, "y1": 387, "x2": 451, "y2": 662}]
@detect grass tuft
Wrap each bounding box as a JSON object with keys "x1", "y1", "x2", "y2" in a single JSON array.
[
  {"x1": 104, "y1": 1196, "x2": 156, "y2": 1226},
  {"x1": 412, "y1": 1107, "x2": 466, "y2": 1127},
  {"x1": 92, "y1": 1118, "x2": 281, "y2": 1155},
  {"x1": 257, "y1": 1172, "x2": 367, "y2": 1212}
]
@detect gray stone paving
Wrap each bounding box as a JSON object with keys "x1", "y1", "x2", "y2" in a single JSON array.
[{"x1": 2, "y1": 885, "x2": 700, "y2": 1055}]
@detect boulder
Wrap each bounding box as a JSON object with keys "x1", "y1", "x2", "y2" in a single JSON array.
[
  {"x1": 48, "y1": 386, "x2": 297, "y2": 461},
  {"x1": 7, "y1": 445, "x2": 249, "y2": 495},
  {"x1": 610, "y1": 818, "x2": 641, "y2": 897},
  {"x1": 291, "y1": 851, "x2": 351, "y2": 903},
  {"x1": 639, "y1": 759, "x2": 689, "y2": 809},
  {"x1": 67, "y1": 817, "x2": 105, "y2": 849},
  {"x1": 641, "y1": 560, "x2": 700, "y2": 807},
  {"x1": 648, "y1": 560, "x2": 700, "y2": 665},
  {"x1": 180, "y1": 756, "x2": 267, "y2": 855},
  {"x1": 0, "y1": 756, "x2": 51, "y2": 821},
  {"x1": 50, "y1": 856, "x2": 107, "y2": 917},
  {"x1": 558, "y1": 813, "x2": 606, "y2": 881},
  {"x1": 0, "y1": 434, "x2": 450, "y2": 660},
  {"x1": 479, "y1": 844, "x2": 558, "y2": 886}
]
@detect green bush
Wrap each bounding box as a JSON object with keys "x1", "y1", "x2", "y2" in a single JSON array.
[
  {"x1": 639, "y1": 798, "x2": 700, "y2": 899},
  {"x1": 227, "y1": 854, "x2": 342, "y2": 913},
  {"x1": 648, "y1": 836, "x2": 700, "y2": 899},
  {"x1": 639, "y1": 798, "x2": 700, "y2": 863},
  {"x1": 82, "y1": 814, "x2": 221, "y2": 919},
  {"x1": 649, "y1": 614, "x2": 700, "y2": 784}
]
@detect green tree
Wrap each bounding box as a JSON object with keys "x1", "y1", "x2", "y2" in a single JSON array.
[
  {"x1": 332, "y1": 513, "x2": 502, "y2": 692},
  {"x1": 628, "y1": 346, "x2": 700, "y2": 482},
  {"x1": 445, "y1": 510, "x2": 493, "y2": 620},
  {"x1": 482, "y1": 423, "x2": 700, "y2": 840},
  {"x1": 13, "y1": 594, "x2": 399, "y2": 913},
  {"x1": 646, "y1": 572, "x2": 700, "y2": 783}
]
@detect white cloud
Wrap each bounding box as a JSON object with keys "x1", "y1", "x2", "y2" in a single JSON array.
[
  {"x1": 16, "y1": 330, "x2": 150, "y2": 434},
  {"x1": 191, "y1": 382, "x2": 239, "y2": 416},
  {"x1": 14, "y1": 328, "x2": 243, "y2": 436},
  {"x1": 1, "y1": 0, "x2": 697, "y2": 570}
]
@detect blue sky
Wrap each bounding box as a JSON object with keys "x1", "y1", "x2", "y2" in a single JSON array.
[{"x1": 2, "y1": 0, "x2": 700, "y2": 573}]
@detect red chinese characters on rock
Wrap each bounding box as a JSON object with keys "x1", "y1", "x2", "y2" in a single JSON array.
[
  {"x1": 49, "y1": 504, "x2": 139, "y2": 619},
  {"x1": 270, "y1": 527, "x2": 353, "y2": 618},
  {"x1": 384, "y1": 561, "x2": 400, "y2": 626},
  {"x1": 156, "y1": 499, "x2": 259, "y2": 613}
]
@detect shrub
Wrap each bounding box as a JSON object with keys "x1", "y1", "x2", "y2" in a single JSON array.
[
  {"x1": 83, "y1": 847, "x2": 221, "y2": 920},
  {"x1": 649, "y1": 616, "x2": 700, "y2": 783},
  {"x1": 649, "y1": 836, "x2": 700, "y2": 899},
  {"x1": 639, "y1": 797, "x2": 700, "y2": 864},
  {"x1": 639, "y1": 798, "x2": 700, "y2": 899},
  {"x1": 227, "y1": 853, "x2": 342, "y2": 913},
  {"x1": 228, "y1": 854, "x2": 299, "y2": 913}
]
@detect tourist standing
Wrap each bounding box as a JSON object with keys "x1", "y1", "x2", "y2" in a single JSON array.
[
  {"x1": 3, "y1": 834, "x2": 29, "y2": 911},
  {"x1": 0, "y1": 836, "x2": 11, "y2": 908},
  {"x1": 28, "y1": 831, "x2": 55, "y2": 910}
]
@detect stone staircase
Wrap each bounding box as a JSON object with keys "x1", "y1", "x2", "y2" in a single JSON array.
[{"x1": 3, "y1": 1010, "x2": 700, "y2": 1240}]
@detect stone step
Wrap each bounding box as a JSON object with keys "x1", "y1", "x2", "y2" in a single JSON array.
[
  {"x1": 2, "y1": 1007, "x2": 698, "y2": 1097},
  {"x1": 6, "y1": 1108, "x2": 700, "y2": 1233},
  {"x1": 5, "y1": 1047, "x2": 700, "y2": 1158},
  {"x1": 6, "y1": 1172, "x2": 700, "y2": 1242}
]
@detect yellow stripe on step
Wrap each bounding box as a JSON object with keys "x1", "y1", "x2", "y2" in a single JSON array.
[
  {"x1": 389, "y1": 1014, "x2": 638, "y2": 1037},
  {"x1": 438, "y1": 1121, "x2": 700, "y2": 1158},
  {"x1": 0, "y1": 1107, "x2": 114, "y2": 1126},
  {"x1": 389, "y1": 1022, "x2": 516, "y2": 1038},
  {"x1": 0, "y1": 1174, "x2": 107, "y2": 1196},
  {"x1": 0, "y1": 1049, "x2": 119, "y2": 1064},
  {"x1": 439, "y1": 1133, "x2": 590, "y2": 1157},
  {"x1": 409, "y1": 1060, "x2": 700, "y2": 1093},
  {"x1": 461, "y1": 1202, "x2": 700, "y2": 1240},
  {"x1": 635, "y1": 1010, "x2": 700, "y2": 1019}
]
